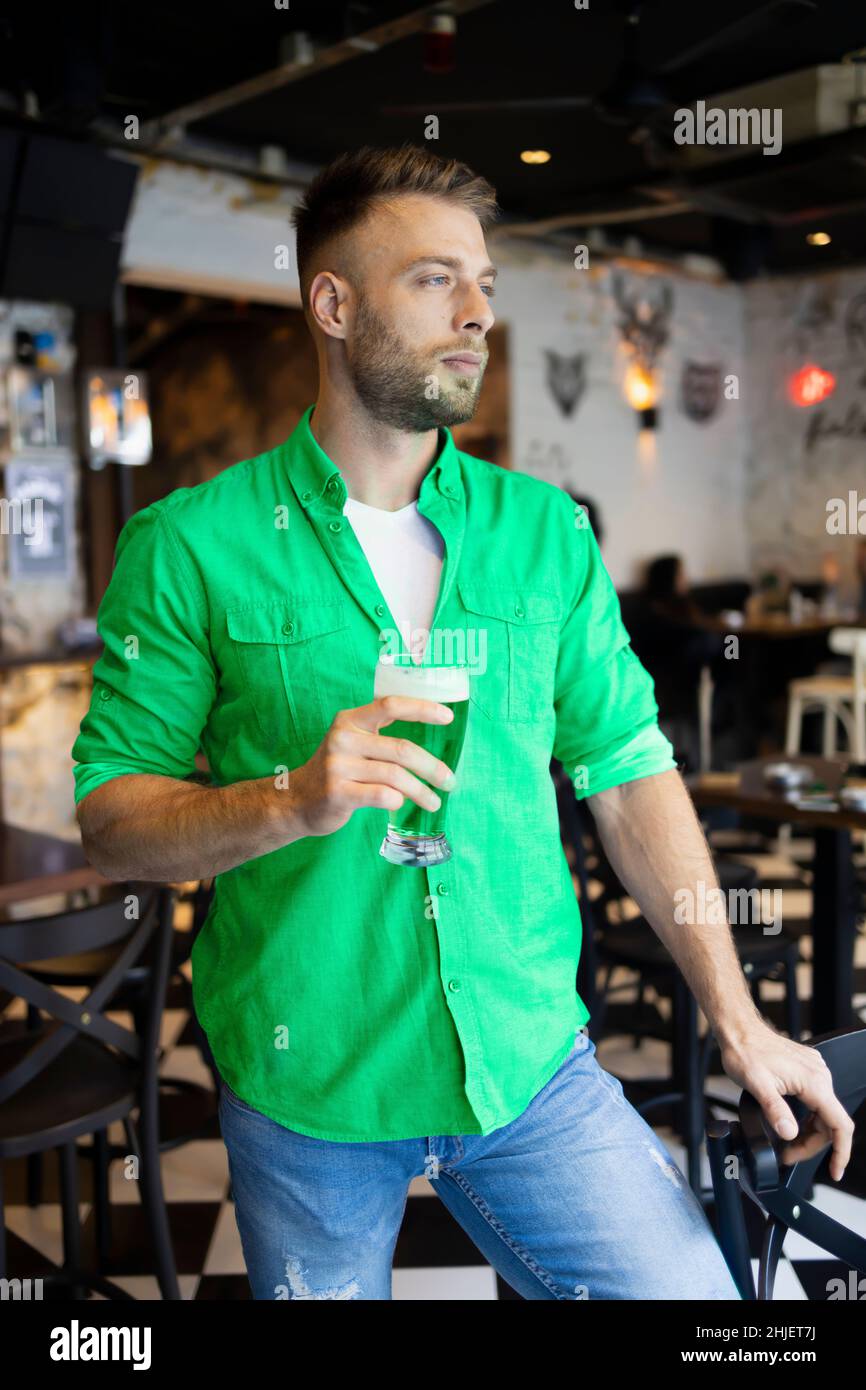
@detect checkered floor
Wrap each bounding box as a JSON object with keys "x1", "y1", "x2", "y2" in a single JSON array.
[{"x1": 3, "y1": 830, "x2": 866, "y2": 1300}]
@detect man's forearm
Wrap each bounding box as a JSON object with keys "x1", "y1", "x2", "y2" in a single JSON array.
[
  {"x1": 585, "y1": 768, "x2": 764, "y2": 1047},
  {"x1": 77, "y1": 773, "x2": 304, "y2": 882}
]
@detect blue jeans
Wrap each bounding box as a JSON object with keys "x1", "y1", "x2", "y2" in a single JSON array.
[{"x1": 218, "y1": 1027, "x2": 742, "y2": 1300}]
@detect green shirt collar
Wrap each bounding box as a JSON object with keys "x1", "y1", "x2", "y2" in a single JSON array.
[{"x1": 285, "y1": 404, "x2": 463, "y2": 511}]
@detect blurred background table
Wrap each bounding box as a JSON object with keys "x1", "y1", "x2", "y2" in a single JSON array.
[
  {"x1": 689, "y1": 755, "x2": 866, "y2": 1034},
  {"x1": 0, "y1": 823, "x2": 111, "y2": 911}
]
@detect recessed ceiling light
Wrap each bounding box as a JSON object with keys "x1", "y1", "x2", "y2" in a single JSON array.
[
  {"x1": 520, "y1": 149, "x2": 551, "y2": 164},
  {"x1": 806, "y1": 231, "x2": 831, "y2": 246}
]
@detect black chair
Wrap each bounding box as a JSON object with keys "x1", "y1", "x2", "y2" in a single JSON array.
[
  {"x1": 19, "y1": 877, "x2": 221, "y2": 1225},
  {"x1": 553, "y1": 768, "x2": 802, "y2": 1195},
  {"x1": 0, "y1": 883, "x2": 180, "y2": 1300},
  {"x1": 708, "y1": 1026, "x2": 866, "y2": 1299}
]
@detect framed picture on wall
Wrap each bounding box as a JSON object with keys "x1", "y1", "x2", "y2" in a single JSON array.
[
  {"x1": 5, "y1": 367, "x2": 75, "y2": 453},
  {"x1": 4, "y1": 457, "x2": 75, "y2": 581},
  {"x1": 84, "y1": 369, "x2": 152, "y2": 469}
]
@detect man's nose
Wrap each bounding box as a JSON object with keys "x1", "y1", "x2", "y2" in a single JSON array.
[{"x1": 455, "y1": 284, "x2": 495, "y2": 336}]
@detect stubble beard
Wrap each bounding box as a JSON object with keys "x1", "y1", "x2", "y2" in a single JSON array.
[{"x1": 346, "y1": 295, "x2": 486, "y2": 432}]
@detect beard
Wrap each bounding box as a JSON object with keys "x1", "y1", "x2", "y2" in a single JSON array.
[{"x1": 345, "y1": 294, "x2": 487, "y2": 432}]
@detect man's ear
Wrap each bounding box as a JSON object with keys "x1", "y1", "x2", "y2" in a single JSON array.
[{"x1": 309, "y1": 270, "x2": 350, "y2": 340}]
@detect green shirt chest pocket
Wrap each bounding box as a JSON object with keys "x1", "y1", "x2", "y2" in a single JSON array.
[
  {"x1": 457, "y1": 580, "x2": 562, "y2": 724},
  {"x1": 226, "y1": 598, "x2": 358, "y2": 753}
]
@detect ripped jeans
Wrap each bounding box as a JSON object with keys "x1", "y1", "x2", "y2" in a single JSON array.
[{"x1": 217, "y1": 1027, "x2": 742, "y2": 1300}]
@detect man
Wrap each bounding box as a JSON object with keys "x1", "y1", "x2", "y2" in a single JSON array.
[{"x1": 73, "y1": 144, "x2": 851, "y2": 1301}]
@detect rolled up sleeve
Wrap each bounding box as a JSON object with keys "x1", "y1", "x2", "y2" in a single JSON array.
[
  {"x1": 72, "y1": 505, "x2": 216, "y2": 804},
  {"x1": 552, "y1": 522, "x2": 676, "y2": 800}
]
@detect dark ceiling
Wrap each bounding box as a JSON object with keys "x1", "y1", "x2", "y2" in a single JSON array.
[{"x1": 3, "y1": 0, "x2": 866, "y2": 277}]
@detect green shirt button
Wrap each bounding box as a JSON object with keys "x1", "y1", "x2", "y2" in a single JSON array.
[
  {"x1": 281, "y1": 620, "x2": 295, "y2": 636},
  {"x1": 514, "y1": 604, "x2": 525, "y2": 618},
  {"x1": 302, "y1": 490, "x2": 313, "y2": 501},
  {"x1": 374, "y1": 603, "x2": 385, "y2": 617},
  {"x1": 99, "y1": 688, "x2": 113, "y2": 702},
  {"x1": 448, "y1": 979, "x2": 461, "y2": 992},
  {"x1": 329, "y1": 520, "x2": 342, "y2": 533},
  {"x1": 327, "y1": 479, "x2": 338, "y2": 492},
  {"x1": 436, "y1": 883, "x2": 449, "y2": 895}
]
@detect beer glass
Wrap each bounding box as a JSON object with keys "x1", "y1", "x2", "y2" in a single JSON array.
[{"x1": 374, "y1": 653, "x2": 470, "y2": 866}]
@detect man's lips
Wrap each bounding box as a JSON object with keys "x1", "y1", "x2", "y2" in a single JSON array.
[{"x1": 441, "y1": 352, "x2": 484, "y2": 375}]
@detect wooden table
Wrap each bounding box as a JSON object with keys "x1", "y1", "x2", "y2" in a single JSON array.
[
  {"x1": 689, "y1": 756, "x2": 866, "y2": 1033},
  {"x1": 0, "y1": 823, "x2": 111, "y2": 911},
  {"x1": 703, "y1": 615, "x2": 866, "y2": 638}
]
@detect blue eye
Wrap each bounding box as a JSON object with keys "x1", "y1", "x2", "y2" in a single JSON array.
[{"x1": 418, "y1": 275, "x2": 495, "y2": 296}]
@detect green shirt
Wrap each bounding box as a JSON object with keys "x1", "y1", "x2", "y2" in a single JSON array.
[{"x1": 72, "y1": 405, "x2": 675, "y2": 1142}]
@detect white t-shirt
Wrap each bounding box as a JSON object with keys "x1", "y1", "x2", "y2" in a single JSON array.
[{"x1": 343, "y1": 497, "x2": 444, "y2": 662}]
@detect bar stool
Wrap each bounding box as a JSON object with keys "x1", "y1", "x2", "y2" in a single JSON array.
[{"x1": 785, "y1": 627, "x2": 866, "y2": 761}]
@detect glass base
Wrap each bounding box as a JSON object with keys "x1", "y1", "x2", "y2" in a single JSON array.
[{"x1": 379, "y1": 829, "x2": 452, "y2": 867}]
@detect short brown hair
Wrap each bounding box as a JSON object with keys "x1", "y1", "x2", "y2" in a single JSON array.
[{"x1": 291, "y1": 143, "x2": 499, "y2": 311}]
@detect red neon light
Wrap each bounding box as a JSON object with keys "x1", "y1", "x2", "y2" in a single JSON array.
[{"x1": 788, "y1": 364, "x2": 837, "y2": 407}]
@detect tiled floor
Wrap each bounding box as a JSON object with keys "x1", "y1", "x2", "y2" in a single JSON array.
[{"x1": 3, "y1": 832, "x2": 866, "y2": 1300}]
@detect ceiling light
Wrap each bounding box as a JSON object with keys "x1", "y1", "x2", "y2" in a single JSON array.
[
  {"x1": 520, "y1": 150, "x2": 551, "y2": 164},
  {"x1": 806, "y1": 232, "x2": 831, "y2": 246}
]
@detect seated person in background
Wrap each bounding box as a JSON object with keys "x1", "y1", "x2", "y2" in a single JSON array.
[
  {"x1": 644, "y1": 553, "x2": 706, "y2": 627},
  {"x1": 630, "y1": 555, "x2": 730, "y2": 768},
  {"x1": 639, "y1": 553, "x2": 725, "y2": 675}
]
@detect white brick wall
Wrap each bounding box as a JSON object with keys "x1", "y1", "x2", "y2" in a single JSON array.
[{"x1": 744, "y1": 266, "x2": 866, "y2": 592}]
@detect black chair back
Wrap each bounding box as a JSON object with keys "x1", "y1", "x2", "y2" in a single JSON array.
[
  {"x1": 0, "y1": 884, "x2": 175, "y2": 1117},
  {"x1": 708, "y1": 1026, "x2": 866, "y2": 1299}
]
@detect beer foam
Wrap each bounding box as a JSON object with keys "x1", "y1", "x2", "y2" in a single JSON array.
[{"x1": 374, "y1": 661, "x2": 469, "y2": 704}]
